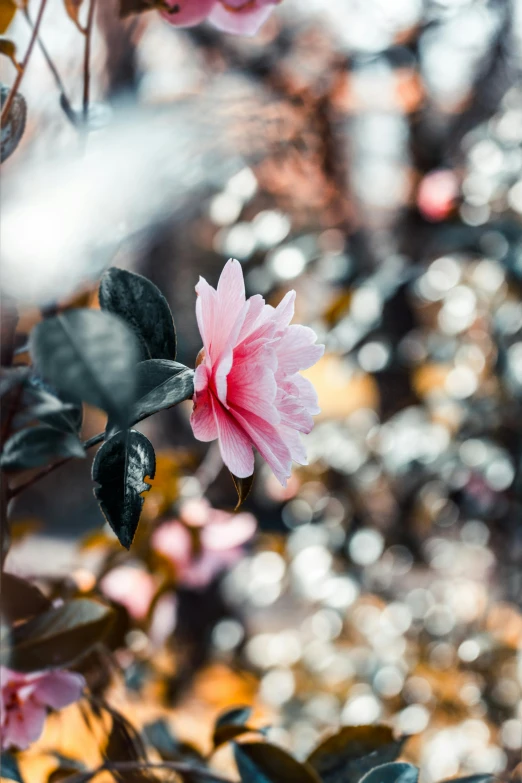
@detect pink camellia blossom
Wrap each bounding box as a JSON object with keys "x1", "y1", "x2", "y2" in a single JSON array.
[
  {"x1": 191, "y1": 259, "x2": 324, "y2": 486},
  {"x1": 100, "y1": 566, "x2": 157, "y2": 621},
  {"x1": 1, "y1": 667, "x2": 85, "y2": 751},
  {"x1": 152, "y1": 498, "x2": 256, "y2": 589},
  {"x1": 161, "y1": 0, "x2": 281, "y2": 36}
]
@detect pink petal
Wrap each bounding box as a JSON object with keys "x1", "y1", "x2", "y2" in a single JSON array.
[
  {"x1": 3, "y1": 702, "x2": 46, "y2": 751},
  {"x1": 265, "y1": 290, "x2": 296, "y2": 333},
  {"x1": 276, "y1": 324, "x2": 324, "y2": 376},
  {"x1": 32, "y1": 671, "x2": 85, "y2": 710},
  {"x1": 161, "y1": 0, "x2": 216, "y2": 27},
  {"x1": 208, "y1": 1, "x2": 275, "y2": 35},
  {"x1": 276, "y1": 389, "x2": 313, "y2": 433},
  {"x1": 100, "y1": 567, "x2": 156, "y2": 620},
  {"x1": 290, "y1": 373, "x2": 320, "y2": 415},
  {"x1": 281, "y1": 426, "x2": 308, "y2": 466},
  {"x1": 180, "y1": 498, "x2": 211, "y2": 527},
  {"x1": 213, "y1": 396, "x2": 255, "y2": 478},
  {"x1": 211, "y1": 259, "x2": 247, "y2": 364},
  {"x1": 191, "y1": 366, "x2": 218, "y2": 442},
  {"x1": 230, "y1": 405, "x2": 291, "y2": 485},
  {"x1": 227, "y1": 355, "x2": 279, "y2": 424},
  {"x1": 195, "y1": 276, "x2": 217, "y2": 361}
]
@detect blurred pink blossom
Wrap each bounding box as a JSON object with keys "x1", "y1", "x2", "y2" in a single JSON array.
[
  {"x1": 100, "y1": 566, "x2": 157, "y2": 620},
  {"x1": 0, "y1": 667, "x2": 85, "y2": 751},
  {"x1": 161, "y1": 0, "x2": 281, "y2": 36},
  {"x1": 191, "y1": 259, "x2": 324, "y2": 485},
  {"x1": 152, "y1": 498, "x2": 256, "y2": 589},
  {"x1": 417, "y1": 169, "x2": 459, "y2": 222}
]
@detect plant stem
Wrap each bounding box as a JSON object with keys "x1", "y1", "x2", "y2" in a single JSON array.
[
  {"x1": 1, "y1": 0, "x2": 49, "y2": 126},
  {"x1": 83, "y1": 0, "x2": 97, "y2": 123},
  {"x1": 62, "y1": 759, "x2": 233, "y2": 783},
  {"x1": 22, "y1": 7, "x2": 77, "y2": 126},
  {"x1": 8, "y1": 431, "x2": 105, "y2": 500}
]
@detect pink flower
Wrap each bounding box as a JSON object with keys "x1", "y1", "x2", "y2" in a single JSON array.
[
  {"x1": 161, "y1": 0, "x2": 281, "y2": 36},
  {"x1": 1, "y1": 667, "x2": 85, "y2": 751},
  {"x1": 152, "y1": 498, "x2": 256, "y2": 588},
  {"x1": 191, "y1": 259, "x2": 324, "y2": 485},
  {"x1": 100, "y1": 566, "x2": 157, "y2": 620}
]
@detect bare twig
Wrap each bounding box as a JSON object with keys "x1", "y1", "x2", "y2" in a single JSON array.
[
  {"x1": 22, "y1": 6, "x2": 77, "y2": 126},
  {"x1": 62, "y1": 759, "x2": 233, "y2": 783},
  {"x1": 83, "y1": 0, "x2": 97, "y2": 123},
  {"x1": 1, "y1": 0, "x2": 49, "y2": 126},
  {"x1": 8, "y1": 431, "x2": 105, "y2": 500}
]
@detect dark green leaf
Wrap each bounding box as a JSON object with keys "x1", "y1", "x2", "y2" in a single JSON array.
[
  {"x1": 0, "y1": 85, "x2": 26, "y2": 163},
  {"x1": 19, "y1": 377, "x2": 83, "y2": 434},
  {"x1": 99, "y1": 268, "x2": 176, "y2": 361},
  {"x1": 359, "y1": 763, "x2": 419, "y2": 783},
  {"x1": 234, "y1": 742, "x2": 322, "y2": 783},
  {"x1": 0, "y1": 572, "x2": 51, "y2": 624},
  {"x1": 29, "y1": 309, "x2": 139, "y2": 429},
  {"x1": 0, "y1": 752, "x2": 24, "y2": 782},
  {"x1": 92, "y1": 429, "x2": 156, "y2": 549},
  {"x1": 103, "y1": 701, "x2": 154, "y2": 783},
  {"x1": 231, "y1": 472, "x2": 254, "y2": 510},
  {"x1": 1, "y1": 598, "x2": 114, "y2": 671},
  {"x1": 132, "y1": 359, "x2": 194, "y2": 423},
  {"x1": 307, "y1": 726, "x2": 406, "y2": 783},
  {"x1": 0, "y1": 367, "x2": 29, "y2": 398},
  {"x1": 213, "y1": 706, "x2": 254, "y2": 749},
  {"x1": 0, "y1": 425, "x2": 86, "y2": 471}
]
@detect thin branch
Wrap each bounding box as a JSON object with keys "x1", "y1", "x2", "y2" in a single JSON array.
[
  {"x1": 62, "y1": 759, "x2": 233, "y2": 783},
  {"x1": 22, "y1": 6, "x2": 77, "y2": 126},
  {"x1": 8, "y1": 431, "x2": 105, "y2": 500},
  {"x1": 83, "y1": 0, "x2": 97, "y2": 122},
  {"x1": 1, "y1": 0, "x2": 49, "y2": 126}
]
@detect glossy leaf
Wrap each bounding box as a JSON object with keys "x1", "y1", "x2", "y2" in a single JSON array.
[
  {"x1": 0, "y1": 0, "x2": 17, "y2": 34},
  {"x1": 0, "y1": 37, "x2": 17, "y2": 67},
  {"x1": 307, "y1": 726, "x2": 406, "y2": 783},
  {"x1": 213, "y1": 706, "x2": 254, "y2": 749},
  {"x1": 92, "y1": 429, "x2": 156, "y2": 549},
  {"x1": 0, "y1": 425, "x2": 86, "y2": 471},
  {"x1": 0, "y1": 752, "x2": 24, "y2": 782},
  {"x1": 132, "y1": 359, "x2": 194, "y2": 423},
  {"x1": 16, "y1": 379, "x2": 83, "y2": 433},
  {"x1": 29, "y1": 309, "x2": 139, "y2": 429},
  {"x1": 2, "y1": 599, "x2": 114, "y2": 672},
  {"x1": 103, "y1": 701, "x2": 152, "y2": 783},
  {"x1": 99, "y1": 267, "x2": 176, "y2": 361},
  {"x1": 231, "y1": 472, "x2": 254, "y2": 510},
  {"x1": 0, "y1": 84, "x2": 26, "y2": 162},
  {"x1": 359, "y1": 763, "x2": 419, "y2": 783},
  {"x1": 63, "y1": 0, "x2": 85, "y2": 30},
  {"x1": 234, "y1": 741, "x2": 322, "y2": 783},
  {"x1": 0, "y1": 572, "x2": 51, "y2": 624}
]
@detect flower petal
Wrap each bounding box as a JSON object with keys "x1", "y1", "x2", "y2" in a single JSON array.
[
  {"x1": 3, "y1": 702, "x2": 46, "y2": 751},
  {"x1": 191, "y1": 366, "x2": 218, "y2": 442},
  {"x1": 276, "y1": 324, "x2": 324, "y2": 376},
  {"x1": 208, "y1": 1, "x2": 274, "y2": 35},
  {"x1": 161, "y1": 0, "x2": 216, "y2": 27},
  {"x1": 230, "y1": 405, "x2": 292, "y2": 485},
  {"x1": 213, "y1": 397, "x2": 255, "y2": 478},
  {"x1": 32, "y1": 671, "x2": 85, "y2": 710}
]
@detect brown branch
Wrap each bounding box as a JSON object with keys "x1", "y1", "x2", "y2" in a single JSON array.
[
  {"x1": 83, "y1": 0, "x2": 97, "y2": 122},
  {"x1": 1, "y1": 0, "x2": 49, "y2": 126},
  {"x1": 8, "y1": 431, "x2": 105, "y2": 500},
  {"x1": 62, "y1": 759, "x2": 233, "y2": 783}
]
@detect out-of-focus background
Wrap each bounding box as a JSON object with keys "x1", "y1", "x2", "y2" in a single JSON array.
[{"x1": 3, "y1": 0, "x2": 522, "y2": 777}]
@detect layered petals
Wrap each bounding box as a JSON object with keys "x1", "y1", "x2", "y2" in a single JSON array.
[
  {"x1": 190, "y1": 258, "x2": 323, "y2": 486},
  {"x1": 162, "y1": 0, "x2": 281, "y2": 36},
  {"x1": 1, "y1": 666, "x2": 85, "y2": 751}
]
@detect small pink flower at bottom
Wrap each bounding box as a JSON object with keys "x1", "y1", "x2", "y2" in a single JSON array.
[
  {"x1": 152, "y1": 498, "x2": 256, "y2": 589},
  {"x1": 191, "y1": 259, "x2": 324, "y2": 486},
  {"x1": 161, "y1": 0, "x2": 281, "y2": 36},
  {"x1": 0, "y1": 667, "x2": 85, "y2": 751}
]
